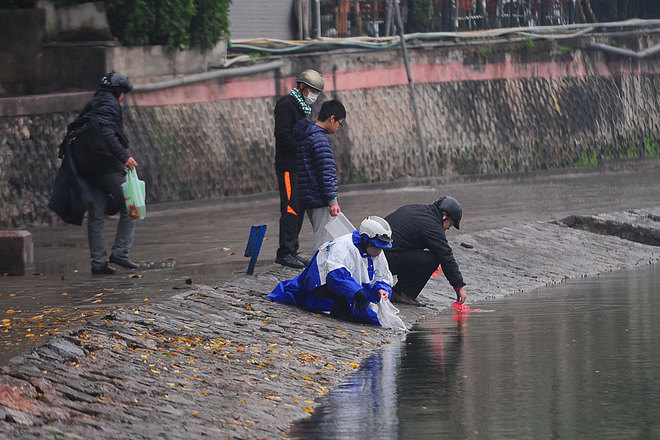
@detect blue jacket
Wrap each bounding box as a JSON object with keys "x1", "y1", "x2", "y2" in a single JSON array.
[{"x1": 294, "y1": 118, "x2": 338, "y2": 209}]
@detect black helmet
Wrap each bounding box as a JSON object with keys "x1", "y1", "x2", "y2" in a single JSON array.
[
  {"x1": 435, "y1": 196, "x2": 462, "y2": 230},
  {"x1": 100, "y1": 72, "x2": 133, "y2": 95}
]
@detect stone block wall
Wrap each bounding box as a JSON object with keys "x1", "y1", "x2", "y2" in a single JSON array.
[
  {"x1": 122, "y1": 98, "x2": 277, "y2": 203},
  {"x1": 1, "y1": 31, "x2": 660, "y2": 228}
]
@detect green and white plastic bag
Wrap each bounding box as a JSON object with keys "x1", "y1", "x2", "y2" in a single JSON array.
[{"x1": 123, "y1": 168, "x2": 146, "y2": 220}]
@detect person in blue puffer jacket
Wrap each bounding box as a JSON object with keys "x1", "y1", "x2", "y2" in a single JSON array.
[
  {"x1": 267, "y1": 216, "x2": 395, "y2": 326},
  {"x1": 294, "y1": 99, "x2": 346, "y2": 252}
]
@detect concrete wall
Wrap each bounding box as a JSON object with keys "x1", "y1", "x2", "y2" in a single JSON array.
[
  {"x1": 1, "y1": 31, "x2": 660, "y2": 228},
  {"x1": 0, "y1": 6, "x2": 227, "y2": 96},
  {"x1": 0, "y1": 8, "x2": 47, "y2": 96},
  {"x1": 42, "y1": 1, "x2": 112, "y2": 42}
]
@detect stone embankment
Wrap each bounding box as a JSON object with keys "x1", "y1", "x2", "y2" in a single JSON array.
[
  {"x1": 3, "y1": 29, "x2": 660, "y2": 228},
  {"x1": 1, "y1": 207, "x2": 659, "y2": 439}
]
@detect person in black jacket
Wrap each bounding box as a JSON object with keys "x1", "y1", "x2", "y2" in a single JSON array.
[
  {"x1": 384, "y1": 196, "x2": 468, "y2": 306},
  {"x1": 274, "y1": 69, "x2": 325, "y2": 269},
  {"x1": 71, "y1": 72, "x2": 139, "y2": 275}
]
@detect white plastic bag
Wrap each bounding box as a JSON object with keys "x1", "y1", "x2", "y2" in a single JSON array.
[
  {"x1": 324, "y1": 212, "x2": 355, "y2": 239},
  {"x1": 376, "y1": 299, "x2": 407, "y2": 330}
]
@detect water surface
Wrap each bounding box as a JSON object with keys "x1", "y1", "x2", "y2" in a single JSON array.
[{"x1": 294, "y1": 264, "x2": 660, "y2": 439}]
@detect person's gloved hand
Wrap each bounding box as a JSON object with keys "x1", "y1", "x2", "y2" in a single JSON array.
[{"x1": 353, "y1": 290, "x2": 367, "y2": 313}]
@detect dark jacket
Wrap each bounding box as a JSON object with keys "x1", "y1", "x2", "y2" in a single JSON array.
[
  {"x1": 274, "y1": 94, "x2": 306, "y2": 173},
  {"x1": 48, "y1": 139, "x2": 94, "y2": 226},
  {"x1": 385, "y1": 203, "x2": 465, "y2": 289},
  {"x1": 67, "y1": 90, "x2": 130, "y2": 176},
  {"x1": 294, "y1": 118, "x2": 338, "y2": 209}
]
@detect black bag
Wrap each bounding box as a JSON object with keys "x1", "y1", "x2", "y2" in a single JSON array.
[
  {"x1": 49, "y1": 140, "x2": 94, "y2": 226},
  {"x1": 68, "y1": 121, "x2": 113, "y2": 176}
]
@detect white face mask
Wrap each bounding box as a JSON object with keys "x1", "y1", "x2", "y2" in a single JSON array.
[{"x1": 305, "y1": 91, "x2": 319, "y2": 105}]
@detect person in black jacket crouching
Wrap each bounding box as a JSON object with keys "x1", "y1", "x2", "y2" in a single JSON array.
[
  {"x1": 384, "y1": 196, "x2": 468, "y2": 306},
  {"x1": 70, "y1": 72, "x2": 139, "y2": 275}
]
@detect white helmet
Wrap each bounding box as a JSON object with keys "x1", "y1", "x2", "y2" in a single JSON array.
[{"x1": 359, "y1": 216, "x2": 393, "y2": 249}]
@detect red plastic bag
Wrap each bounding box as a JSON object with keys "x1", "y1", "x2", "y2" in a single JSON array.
[{"x1": 452, "y1": 302, "x2": 481, "y2": 313}]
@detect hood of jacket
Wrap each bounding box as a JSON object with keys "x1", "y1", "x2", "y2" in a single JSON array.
[{"x1": 75, "y1": 89, "x2": 128, "y2": 146}]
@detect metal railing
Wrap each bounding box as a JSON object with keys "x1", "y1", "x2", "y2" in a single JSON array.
[{"x1": 318, "y1": 0, "x2": 660, "y2": 37}]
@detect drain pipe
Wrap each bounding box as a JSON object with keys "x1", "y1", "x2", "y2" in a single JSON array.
[
  {"x1": 133, "y1": 60, "x2": 283, "y2": 93},
  {"x1": 393, "y1": 0, "x2": 429, "y2": 177},
  {"x1": 314, "y1": 0, "x2": 321, "y2": 39},
  {"x1": 591, "y1": 42, "x2": 660, "y2": 59}
]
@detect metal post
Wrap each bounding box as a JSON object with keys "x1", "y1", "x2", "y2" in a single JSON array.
[
  {"x1": 372, "y1": 0, "x2": 378, "y2": 37},
  {"x1": 385, "y1": 0, "x2": 394, "y2": 36},
  {"x1": 540, "y1": 0, "x2": 547, "y2": 25},
  {"x1": 393, "y1": 0, "x2": 430, "y2": 177},
  {"x1": 314, "y1": 0, "x2": 321, "y2": 39}
]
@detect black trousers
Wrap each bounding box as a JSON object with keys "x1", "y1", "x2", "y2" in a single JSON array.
[
  {"x1": 386, "y1": 249, "x2": 438, "y2": 299},
  {"x1": 277, "y1": 170, "x2": 305, "y2": 258}
]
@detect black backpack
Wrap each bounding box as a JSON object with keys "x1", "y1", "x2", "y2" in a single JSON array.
[{"x1": 61, "y1": 120, "x2": 113, "y2": 176}]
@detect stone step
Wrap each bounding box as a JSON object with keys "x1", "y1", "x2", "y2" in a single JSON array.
[{"x1": 0, "y1": 230, "x2": 34, "y2": 276}]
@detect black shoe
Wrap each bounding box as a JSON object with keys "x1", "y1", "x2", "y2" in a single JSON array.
[
  {"x1": 391, "y1": 290, "x2": 422, "y2": 306},
  {"x1": 275, "y1": 254, "x2": 305, "y2": 269},
  {"x1": 92, "y1": 264, "x2": 117, "y2": 275},
  {"x1": 293, "y1": 253, "x2": 310, "y2": 266},
  {"x1": 109, "y1": 254, "x2": 139, "y2": 270}
]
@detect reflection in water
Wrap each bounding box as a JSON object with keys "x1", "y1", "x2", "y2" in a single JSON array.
[
  {"x1": 293, "y1": 265, "x2": 660, "y2": 439},
  {"x1": 294, "y1": 336, "x2": 405, "y2": 440}
]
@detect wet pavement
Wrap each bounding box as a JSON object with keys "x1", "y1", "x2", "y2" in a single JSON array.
[
  {"x1": 0, "y1": 162, "x2": 659, "y2": 439},
  {"x1": 1, "y1": 161, "x2": 660, "y2": 364}
]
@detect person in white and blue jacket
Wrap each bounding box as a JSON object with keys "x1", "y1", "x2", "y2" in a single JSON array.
[{"x1": 268, "y1": 216, "x2": 394, "y2": 326}]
